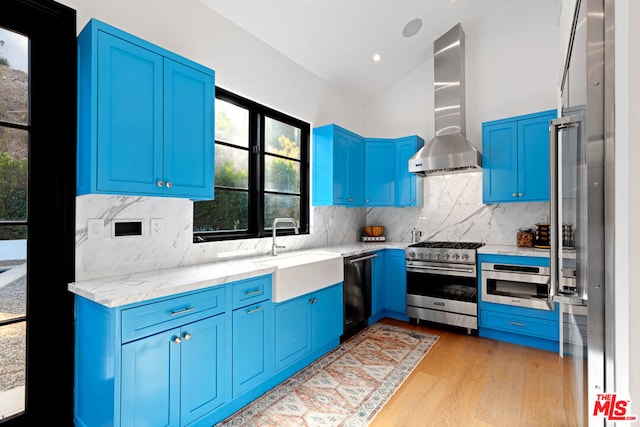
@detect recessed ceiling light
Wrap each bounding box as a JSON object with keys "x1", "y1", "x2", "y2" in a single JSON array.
[
  {"x1": 372, "y1": 53, "x2": 382, "y2": 62},
  {"x1": 402, "y1": 18, "x2": 423, "y2": 38}
]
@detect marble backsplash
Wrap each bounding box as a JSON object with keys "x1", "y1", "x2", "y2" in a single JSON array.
[
  {"x1": 365, "y1": 172, "x2": 550, "y2": 245},
  {"x1": 75, "y1": 195, "x2": 366, "y2": 281},
  {"x1": 75, "y1": 172, "x2": 550, "y2": 281}
]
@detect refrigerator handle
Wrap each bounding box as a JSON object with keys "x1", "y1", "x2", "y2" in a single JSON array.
[{"x1": 549, "y1": 116, "x2": 582, "y2": 305}]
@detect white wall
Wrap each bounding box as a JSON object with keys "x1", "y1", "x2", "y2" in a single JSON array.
[
  {"x1": 58, "y1": 0, "x2": 369, "y2": 280},
  {"x1": 365, "y1": 0, "x2": 560, "y2": 147},
  {"x1": 58, "y1": 0, "x2": 365, "y2": 132}
]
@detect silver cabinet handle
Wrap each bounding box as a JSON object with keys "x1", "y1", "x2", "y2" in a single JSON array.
[
  {"x1": 245, "y1": 289, "x2": 263, "y2": 297},
  {"x1": 348, "y1": 198, "x2": 354, "y2": 202},
  {"x1": 172, "y1": 336, "x2": 182, "y2": 344},
  {"x1": 512, "y1": 192, "x2": 517, "y2": 197},
  {"x1": 156, "y1": 180, "x2": 164, "y2": 188},
  {"x1": 518, "y1": 192, "x2": 523, "y2": 197},
  {"x1": 247, "y1": 306, "x2": 264, "y2": 315},
  {"x1": 165, "y1": 181, "x2": 173, "y2": 188},
  {"x1": 313, "y1": 298, "x2": 318, "y2": 303},
  {"x1": 169, "y1": 307, "x2": 196, "y2": 317},
  {"x1": 508, "y1": 321, "x2": 526, "y2": 327},
  {"x1": 183, "y1": 333, "x2": 192, "y2": 341}
]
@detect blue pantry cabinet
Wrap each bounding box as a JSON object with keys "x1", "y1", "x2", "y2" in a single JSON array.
[
  {"x1": 312, "y1": 124, "x2": 365, "y2": 206},
  {"x1": 482, "y1": 109, "x2": 556, "y2": 203},
  {"x1": 77, "y1": 19, "x2": 215, "y2": 200}
]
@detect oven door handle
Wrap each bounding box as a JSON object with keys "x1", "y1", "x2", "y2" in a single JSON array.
[{"x1": 407, "y1": 264, "x2": 475, "y2": 274}]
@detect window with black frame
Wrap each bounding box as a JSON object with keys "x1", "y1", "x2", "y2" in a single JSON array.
[{"x1": 194, "y1": 88, "x2": 309, "y2": 241}]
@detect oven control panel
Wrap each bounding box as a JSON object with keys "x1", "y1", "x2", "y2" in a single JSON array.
[{"x1": 406, "y1": 248, "x2": 476, "y2": 264}]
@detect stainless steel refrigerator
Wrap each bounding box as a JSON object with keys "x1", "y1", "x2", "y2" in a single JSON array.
[{"x1": 549, "y1": 0, "x2": 615, "y2": 425}]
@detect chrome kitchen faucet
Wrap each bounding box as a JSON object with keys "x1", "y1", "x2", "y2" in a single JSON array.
[{"x1": 272, "y1": 218, "x2": 299, "y2": 256}]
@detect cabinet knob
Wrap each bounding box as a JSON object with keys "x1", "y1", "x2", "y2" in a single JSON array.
[
  {"x1": 411, "y1": 198, "x2": 415, "y2": 202},
  {"x1": 512, "y1": 192, "x2": 517, "y2": 197},
  {"x1": 166, "y1": 181, "x2": 173, "y2": 189},
  {"x1": 157, "y1": 180, "x2": 164, "y2": 188},
  {"x1": 365, "y1": 199, "x2": 369, "y2": 203},
  {"x1": 183, "y1": 333, "x2": 192, "y2": 341},
  {"x1": 518, "y1": 192, "x2": 523, "y2": 197},
  {"x1": 313, "y1": 297, "x2": 318, "y2": 303},
  {"x1": 348, "y1": 198, "x2": 354, "y2": 202},
  {"x1": 172, "y1": 336, "x2": 182, "y2": 344},
  {"x1": 309, "y1": 298, "x2": 314, "y2": 304}
]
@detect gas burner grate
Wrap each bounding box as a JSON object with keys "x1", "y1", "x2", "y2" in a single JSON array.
[{"x1": 409, "y1": 241, "x2": 484, "y2": 250}]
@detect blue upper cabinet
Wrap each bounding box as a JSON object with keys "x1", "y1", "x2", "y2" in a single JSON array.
[
  {"x1": 482, "y1": 109, "x2": 556, "y2": 204},
  {"x1": 77, "y1": 19, "x2": 215, "y2": 200},
  {"x1": 365, "y1": 138, "x2": 395, "y2": 206},
  {"x1": 312, "y1": 124, "x2": 365, "y2": 206},
  {"x1": 313, "y1": 124, "x2": 424, "y2": 207},
  {"x1": 395, "y1": 136, "x2": 424, "y2": 207}
]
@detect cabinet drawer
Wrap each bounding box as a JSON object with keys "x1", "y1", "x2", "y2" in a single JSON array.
[
  {"x1": 122, "y1": 287, "x2": 226, "y2": 343},
  {"x1": 480, "y1": 309, "x2": 558, "y2": 340},
  {"x1": 232, "y1": 275, "x2": 272, "y2": 309}
]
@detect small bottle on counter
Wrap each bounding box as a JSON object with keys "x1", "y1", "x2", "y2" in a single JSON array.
[{"x1": 516, "y1": 228, "x2": 534, "y2": 247}]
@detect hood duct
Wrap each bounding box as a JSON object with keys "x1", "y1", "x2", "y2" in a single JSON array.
[{"x1": 409, "y1": 23, "x2": 481, "y2": 176}]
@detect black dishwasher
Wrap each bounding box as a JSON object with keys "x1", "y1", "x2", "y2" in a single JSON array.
[{"x1": 342, "y1": 252, "x2": 376, "y2": 341}]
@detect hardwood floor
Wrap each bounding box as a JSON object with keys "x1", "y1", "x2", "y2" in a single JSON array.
[{"x1": 370, "y1": 318, "x2": 587, "y2": 427}]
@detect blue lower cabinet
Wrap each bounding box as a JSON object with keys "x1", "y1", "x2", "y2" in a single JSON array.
[
  {"x1": 383, "y1": 249, "x2": 408, "y2": 320},
  {"x1": 121, "y1": 327, "x2": 181, "y2": 427},
  {"x1": 274, "y1": 283, "x2": 343, "y2": 372},
  {"x1": 368, "y1": 251, "x2": 385, "y2": 324},
  {"x1": 478, "y1": 254, "x2": 559, "y2": 352},
  {"x1": 232, "y1": 302, "x2": 273, "y2": 397}
]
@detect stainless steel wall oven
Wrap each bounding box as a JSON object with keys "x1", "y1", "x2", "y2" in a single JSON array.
[{"x1": 406, "y1": 242, "x2": 483, "y2": 334}]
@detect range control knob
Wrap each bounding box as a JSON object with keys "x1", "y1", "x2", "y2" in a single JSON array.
[
  {"x1": 453, "y1": 254, "x2": 460, "y2": 260},
  {"x1": 444, "y1": 254, "x2": 450, "y2": 260},
  {"x1": 427, "y1": 253, "x2": 432, "y2": 259},
  {"x1": 436, "y1": 254, "x2": 441, "y2": 260},
  {"x1": 409, "y1": 251, "x2": 416, "y2": 258},
  {"x1": 461, "y1": 254, "x2": 469, "y2": 261},
  {"x1": 418, "y1": 252, "x2": 424, "y2": 259}
]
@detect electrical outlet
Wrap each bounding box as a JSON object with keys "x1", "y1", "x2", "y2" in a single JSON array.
[
  {"x1": 150, "y1": 219, "x2": 162, "y2": 237},
  {"x1": 88, "y1": 219, "x2": 104, "y2": 240}
]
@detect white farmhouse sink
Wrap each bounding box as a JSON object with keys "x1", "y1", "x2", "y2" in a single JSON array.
[{"x1": 254, "y1": 251, "x2": 344, "y2": 302}]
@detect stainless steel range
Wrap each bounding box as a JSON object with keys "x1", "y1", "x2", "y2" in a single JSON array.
[{"x1": 405, "y1": 241, "x2": 484, "y2": 334}]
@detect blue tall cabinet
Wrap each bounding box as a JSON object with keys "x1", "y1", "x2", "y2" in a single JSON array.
[
  {"x1": 77, "y1": 19, "x2": 215, "y2": 200},
  {"x1": 482, "y1": 109, "x2": 556, "y2": 203}
]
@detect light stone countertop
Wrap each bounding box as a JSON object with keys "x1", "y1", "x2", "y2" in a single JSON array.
[{"x1": 68, "y1": 242, "x2": 411, "y2": 308}]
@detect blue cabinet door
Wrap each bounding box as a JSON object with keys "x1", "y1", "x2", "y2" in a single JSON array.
[
  {"x1": 311, "y1": 283, "x2": 344, "y2": 349},
  {"x1": 395, "y1": 136, "x2": 424, "y2": 207},
  {"x1": 346, "y1": 133, "x2": 365, "y2": 206},
  {"x1": 121, "y1": 328, "x2": 181, "y2": 427},
  {"x1": 163, "y1": 58, "x2": 215, "y2": 200},
  {"x1": 333, "y1": 129, "x2": 351, "y2": 205},
  {"x1": 482, "y1": 110, "x2": 556, "y2": 203},
  {"x1": 232, "y1": 302, "x2": 273, "y2": 397},
  {"x1": 482, "y1": 121, "x2": 518, "y2": 203},
  {"x1": 518, "y1": 113, "x2": 554, "y2": 202},
  {"x1": 365, "y1": 139, "x2": 395, "y2": 206},
  {"x1": 96, "y1": 31, "x2": 164, "y2": 196},
  {"x1": 274, "y1": 295, "x2": 312, "y2": 371},
  {"x1": 180, "y1": 314, "x2": 227, "y2": 425},
  {"x1": 383, "y1": 250, "x2": 407, "y2": 315}
]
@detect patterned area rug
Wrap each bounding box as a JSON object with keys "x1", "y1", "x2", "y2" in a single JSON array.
[{"x1": 216, "y1": 322, "x2": 439, "y2": 427}]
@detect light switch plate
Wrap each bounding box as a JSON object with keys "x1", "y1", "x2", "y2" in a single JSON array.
[{"x1": 88, "y1": 219, "x2": 104, "y2": 240}]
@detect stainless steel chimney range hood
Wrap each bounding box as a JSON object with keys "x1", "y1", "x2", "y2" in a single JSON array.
[{"x1": 409, "y1": 23, "x2": 481, "y2": 176}]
